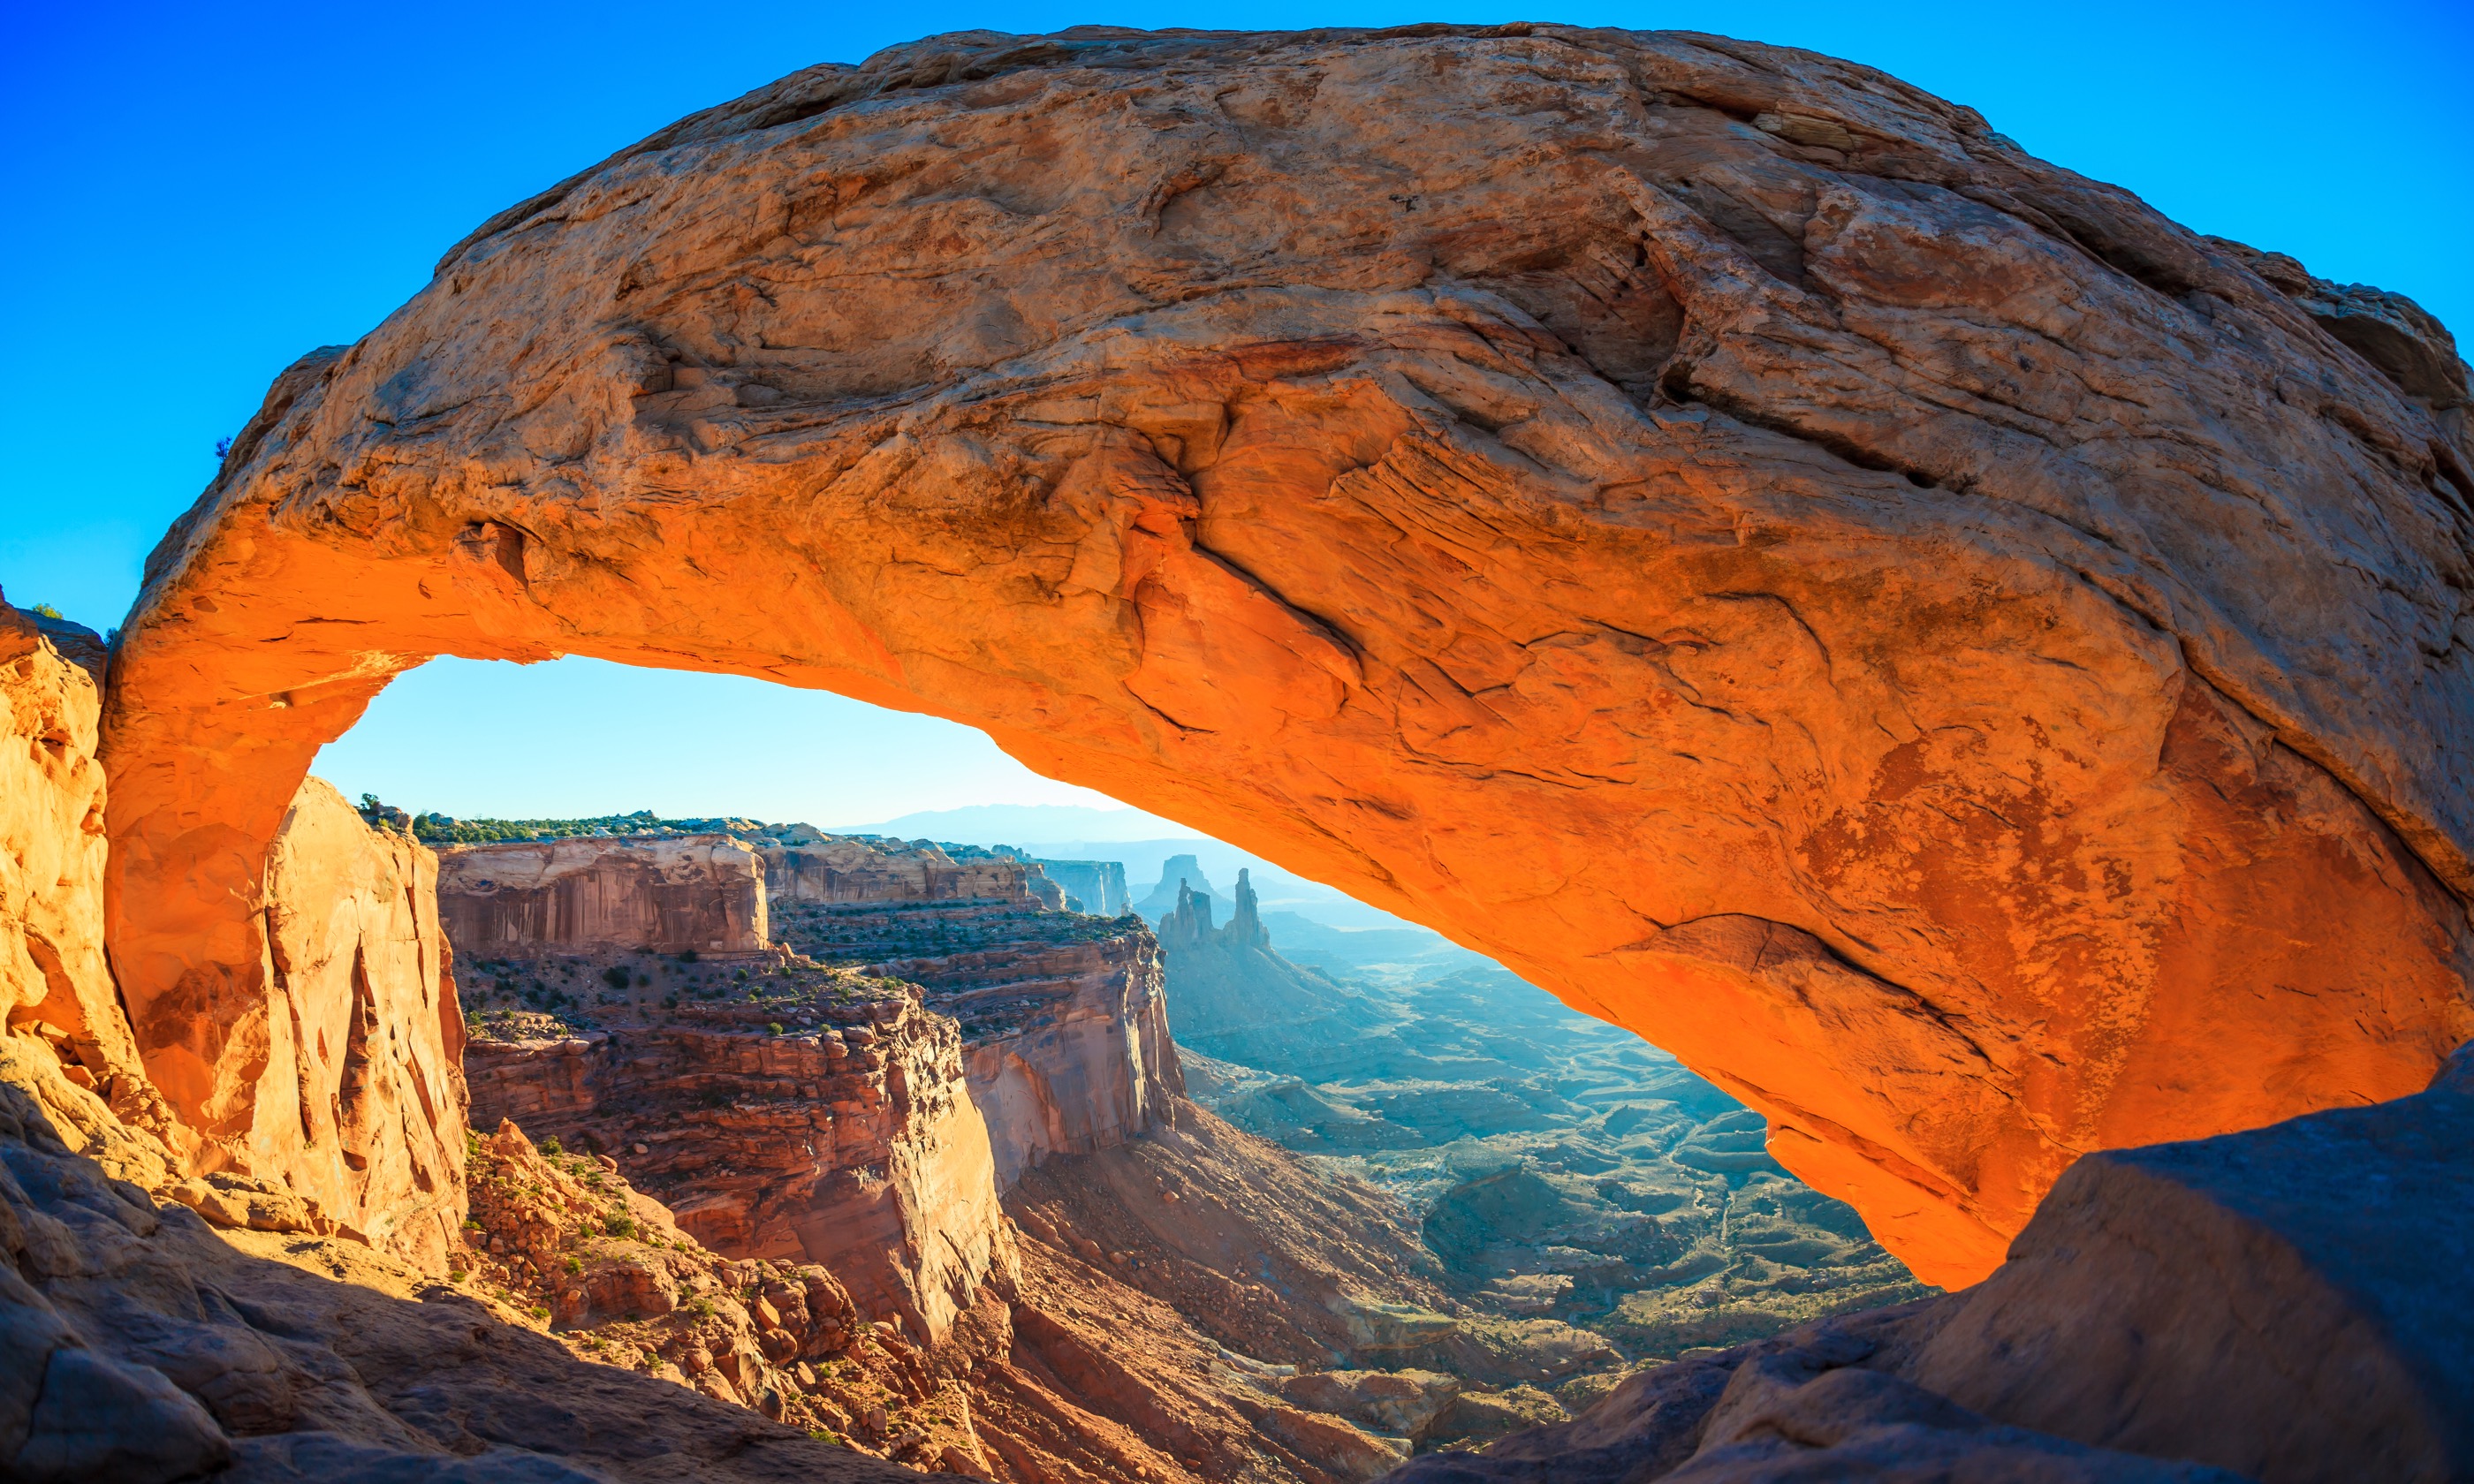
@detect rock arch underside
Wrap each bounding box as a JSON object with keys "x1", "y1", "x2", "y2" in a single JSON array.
[{"x1": 103, "y1": 25, "x2": 2474, "y2": 1288}]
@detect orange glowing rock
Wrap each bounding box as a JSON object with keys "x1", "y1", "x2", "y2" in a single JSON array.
[{"x1": 102, "y1": 27, "x2": 2474, "y2": 1285}]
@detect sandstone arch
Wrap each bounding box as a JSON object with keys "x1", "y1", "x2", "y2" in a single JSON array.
[{"x1": 103, "y1": 25, "x2": 2474, "y2": 1286}]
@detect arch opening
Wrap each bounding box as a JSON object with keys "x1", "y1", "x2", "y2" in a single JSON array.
[{"x1": 98, "y1": 26, "x2": 2474, "y2": 1290}]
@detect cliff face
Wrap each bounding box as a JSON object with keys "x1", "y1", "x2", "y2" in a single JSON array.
[
  {"x1": 1033, "y1": 858, "x2": 1130, "y2": 916},
  {"x1": 463, "y1": 973, "x2": 1013, "y2": 1343},
  {"x1": 892, "y1": 920, "x2": 1180, "y2": 1188},
  {"x1": 254, "y1": 778, "x2": 468, "y2": 1269},
  {"x1": 1, "y1": 602, "x2": 156, "y2": 1130},
  {"x1": 437, "y1": 833, "x2": 769, "y2": 957},
  {"x1": 764, "y1": 870, "x2": 1182, "y2": 1186},
  {"x1": 102, "y1": 26, "x2": 2474, "y2": 1287},
  {"x1": 762, "y1": 828, "x2": 1031, "y2": 905}
]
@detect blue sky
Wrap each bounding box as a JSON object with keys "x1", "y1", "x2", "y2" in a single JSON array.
[{"x1": 5, "y1": 0, "x2": 2467, "y2": 824}]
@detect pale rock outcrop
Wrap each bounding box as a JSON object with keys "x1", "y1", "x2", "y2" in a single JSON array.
[
  {"x1": 438, "y1": 833, "x2": 770, "y2": 957},
  {"x1": 253, "y1": 778, "x2": 468, "y2": 1269},
  {"x1": 104, "y1": 25, "x2": 2474, "y2": 1284},
  {"x1": 0, "y1": 600, "x2": 161, "y2": 1133},
  {"x1": 959, "y1": 944, "x2": 1180, "y2": 1187},
  {"x1": 1032, "y1": 857, "x2": 1130, "y2": 916}
]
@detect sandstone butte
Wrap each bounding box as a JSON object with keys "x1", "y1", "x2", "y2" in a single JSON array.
[{"x1": 97, "y1": 26, "x2": 2474, "y2": 1286}]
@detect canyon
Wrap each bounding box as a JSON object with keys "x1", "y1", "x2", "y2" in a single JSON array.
[{"x1": 3, "y1": 19, "x2": 2470, "y2": 1484}]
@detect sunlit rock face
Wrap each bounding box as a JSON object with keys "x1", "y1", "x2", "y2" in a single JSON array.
[
  {"x1": 102, "y1": 25, "x2": 2474, "y2": 1284},
  {"x1": 1, "y1": 600, "x2": 160, "y2": 1132},
  {"x1": 465, "y1": 986, "x2": 1016, "y2": 1343},
  {"x1": 439, "y1": 834, "x2": 770, "y2": 956},
  {"x1": 127, "y1": 776, "x2": 471, "y2": 1270},
  {"x1": 254, "y1": 779, "x2": 468, "y2": 1268}
]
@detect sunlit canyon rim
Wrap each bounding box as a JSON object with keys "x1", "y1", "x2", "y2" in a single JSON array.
[{"x1": 4, "y1": 20, "x2": 2471, "y2": 1484}]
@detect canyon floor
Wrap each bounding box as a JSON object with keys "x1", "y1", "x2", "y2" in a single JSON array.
[{"x1": 1151, "y1": 875, "x2": 1931, "y2": 1400}]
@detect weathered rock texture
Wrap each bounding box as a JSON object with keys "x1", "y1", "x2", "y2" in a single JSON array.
[
  {"x1": 0, "y1": 1034, "x2": 920, "y2": 1484},
  {"x1": 249, "y1": 778, "x2": 468, "y2": 1269},
  {"x1": 768, "y1": 883, "x2": 1181, "y2": 1187},
  {"x1": 438, "y1": 833, "x2": 770, "y2": 957},
  {"x1": 103, "y1": 25, "x2": 2474, "y2": 1284},
  {"x1": 465, "y1": 979, "x2": 1013, "y2": 1344},
  {"x1": 1, "y1": 600, "x2": 161, "y2": 1134},
  {"x1": 764, "y1": 829, "x2": 1033, "y2": 905}
]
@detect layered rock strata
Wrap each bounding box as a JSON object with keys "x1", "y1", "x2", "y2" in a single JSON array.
[
  {"x1": 770, "y1": 890, "x2": 1181, "y2": 1187},
  {"x1": 105, "y1": 25, "x2": 2474, "y2": 1283},
  {"x1": 462, "y1": 965, "x2": 1013, "y2": 1343},
  {"x1": 437, "y1": 832, "x2": 770, "y2": 957},
  {"x1": 449, "y1": 822, "x2": 1183, "y2": 1188},
  {"x1": 763, "y1": 829, "x2": 1034, "y2": 905}
]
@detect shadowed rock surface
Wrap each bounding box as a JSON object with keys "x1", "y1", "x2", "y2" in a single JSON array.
[{"x1": 101, "y1": 23, "x2": 2474, "y2": 1286}]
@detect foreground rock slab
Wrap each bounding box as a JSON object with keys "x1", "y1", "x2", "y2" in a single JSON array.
[
  {"x1": 104, "y1": 24, "x2": 2474, "y2": 1284},
  {"x1": 1909, "y1": 1045, "x2": 2474, "y2": 1482}
]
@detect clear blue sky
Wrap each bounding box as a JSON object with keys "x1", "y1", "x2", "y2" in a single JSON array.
[{"x1": 5, "y1": 1, "x2": 2467, "y2": 823}]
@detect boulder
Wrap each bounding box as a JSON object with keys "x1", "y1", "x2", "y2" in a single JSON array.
[
  {"x1": 1908, "y1": 1044, "x2": 2474, "y2": 1482},
  {"x1": 102, "y1": 25, "x2": 2474, "y2": 1284}
]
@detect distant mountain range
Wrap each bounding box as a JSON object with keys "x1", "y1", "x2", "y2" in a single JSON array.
[{"x1": 831, "y1": 803, "x2": 1201, "y2": 844}]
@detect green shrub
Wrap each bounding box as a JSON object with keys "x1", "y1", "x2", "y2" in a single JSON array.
[
  {"x1": 690, "y1": 1298, "x2": 715, "y2": 1318},
  {"x1": 564, "y1": 1255, "x2": 582, "y2": 1275},
  {"x1": 606, "y1": 1213, "x2": 636, "y2": 1239},
  {"x1": 603, "y1": 966, "x2": 633, "y2": 990},
  {"x1": 539, "y1": 1135, "x2": 563, "y2": 1156}
]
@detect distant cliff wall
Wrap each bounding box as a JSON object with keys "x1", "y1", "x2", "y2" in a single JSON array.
[
  {"x1": 437, "y1": 835, "x2": 769, "y2": 957},
  {"x1": 882, "y1": 928, "x2": 1183, "y2": 1187},
  {"x1": 1033, "y1": 858, "x2": 1129, "y2": 916},
  {"x1": 761, "y1": 829, "x2": 1031, "y2": 905}
]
